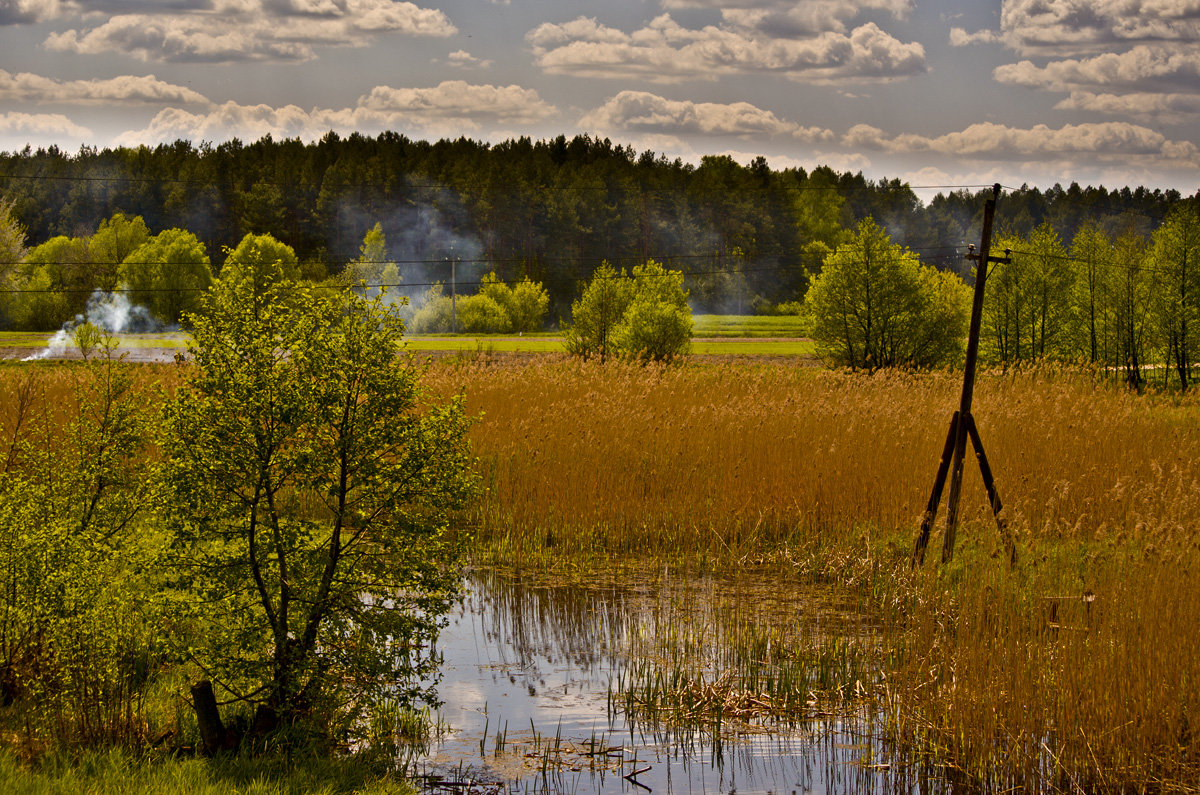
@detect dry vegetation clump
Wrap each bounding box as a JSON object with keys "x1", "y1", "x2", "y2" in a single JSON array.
[{"x1": 426, "y1": 357, "x2": 1200, "y2": 791}]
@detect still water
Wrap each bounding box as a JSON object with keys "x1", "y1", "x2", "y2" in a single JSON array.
[{"x1": 412, "y1": 570, "x2": 931, "y2": 795}]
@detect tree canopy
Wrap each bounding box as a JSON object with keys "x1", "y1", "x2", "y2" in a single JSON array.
[
  {"x1": 159, "y1": 269, "x2": 477, "y2": 727},
  {"x1": 806, "y1": 218, "x2": 970, "y2": 371}
]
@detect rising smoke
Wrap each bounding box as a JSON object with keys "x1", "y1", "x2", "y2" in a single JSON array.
[{"x1": 23, "y1": 290, "x2": 164, "y2": 361}]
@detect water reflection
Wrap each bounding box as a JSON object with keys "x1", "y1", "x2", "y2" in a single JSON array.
[{"x1": 414, "y1": 569, "x2": 940, "y2": 795}]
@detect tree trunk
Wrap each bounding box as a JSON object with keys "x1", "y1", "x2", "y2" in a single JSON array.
[{"x1": 191, "y1": 680, "x2": 226, "y2": 756}]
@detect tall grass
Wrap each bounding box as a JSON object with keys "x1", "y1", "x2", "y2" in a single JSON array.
[{"x1": 424, "y1": 356, "x2": 1200, "y2": 790}]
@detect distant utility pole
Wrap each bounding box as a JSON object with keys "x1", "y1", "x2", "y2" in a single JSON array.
[
  {"x1": 912, "y1": 183, "x2": 1015, "y2": 567},
  {"x1": 450, "y1": 247, "x2": 457, "y2": 334}
]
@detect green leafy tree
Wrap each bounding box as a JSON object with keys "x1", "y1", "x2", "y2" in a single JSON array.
[
  {"x1": 158, "y1": 273, "x2": 477, "y2": 730},
  {"x1": 1022, "y1": 222, "x2": 1074, "y2": 359},
  {"x1": 613, "y1": 260, "x2": 693, "y2": 361},
  {"x1": 457, "y1": 293, "x2": 512, "y2": 334},
  {"x1": 346, "y1": 223, "x2": 395, "y2": 295},
  {"x1": 805, "y1": 217, "x2": 970, "y2": 371},
  {"x1": 0, "y1": 199, "x2": 28, "y2": 328},
  {"x1": 1070, "y1": 222, "x2": 1113, "y2": 364},
  {"x1": 1111, "y1": 231, "x2": 1152, "y2": 390},
  {"x1": 0, "y1": 357, "x2": 160, "y2": 744},
  {"x1": 566, "y1": 261, "x2": 692, "y2": 362},
  {"x1": 564, "y1": 263, "x2": 634, "y2": 362},
  {"x1": 119, "y1": 228, "x2": 213, "y2": 325},
  {"x1": 410, "y1": 284, "x2": 453, "y2": 333},
  {"x1": 90, "y1": 213, "x2": 150, "y2": 292},
  {"x1": 219, "y1": 233, "x2": 301, "y2": 297},
  {"x1": 1150, "y1": 203, "x2": 1200, "y2": 391},
  {"x1": 479, "y1": 272, "x2": 549, "y2": 333},
  {"x1": 20, "y1": 235, "x2": 90, "y2": 325}
]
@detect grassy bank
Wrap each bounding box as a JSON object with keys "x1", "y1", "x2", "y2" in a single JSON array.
[
  {"x1": 424, "y1": 357, "x2": 1200, "y2": 791},
  {"x1": 0, "y1": 749, "x2": 412, "y2": 794}
]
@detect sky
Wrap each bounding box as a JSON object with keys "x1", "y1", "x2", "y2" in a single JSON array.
[{"x1": 0, "y1": 0, "x2": 1198, "y2": 200}]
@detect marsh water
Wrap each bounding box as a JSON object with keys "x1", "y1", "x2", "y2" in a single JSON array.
[{"x1": 412, "y1": 570, "x2": 935, "y2": 795}]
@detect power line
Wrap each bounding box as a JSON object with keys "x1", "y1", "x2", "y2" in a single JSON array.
[{"x1": 0, "y1": 249, "x2": 966, "y2": 295}]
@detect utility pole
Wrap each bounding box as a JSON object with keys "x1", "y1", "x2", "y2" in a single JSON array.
[
  {"x1": 913, "y1": 184, "x2": 1015, "y2": 567},
  {"x1": 450, "y1": 246, "x2": 457, "y2": 334}
]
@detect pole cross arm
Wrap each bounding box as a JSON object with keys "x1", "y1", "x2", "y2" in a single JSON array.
[{"x1": 965, "y1": 245, "x2": 1011, "y2": 265}]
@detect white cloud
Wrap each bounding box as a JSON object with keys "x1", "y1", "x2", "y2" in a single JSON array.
[
  {"x1": 580, "y1": 90, "x2": 834, "y2": 141},
  {"x1": 446, "y1": 49, "x2": 493, "y2": 69},
  {"x1": 0, "y1": 111, "x2": 91, "y2": 138},
  {"x1": 113, "y1": 81, "x2": 559, "y2": 145},
  {"x1": 527, "y1": 14, "x2": 925, "y2": 84},
  {"x1": 994, "y1": 46, "x2": 1200, "y2": 92},
  {"x1": 999, "y1": 0, "x2": 1200, "y2": 56},
  {"x1": 949, "y1": 27, "x2": 999, "y2": 46},
  {"x1": 0, "y1": 70, "x2": 210, "y2": 104},
  {"x1": 355, "y1": 81, "x2": 556, "y2": 125},
  {"x1": 714, "y1": 0, "x2": 913, "y2": 38},
  {"x1": 1054, "y1": 90, "x2": 1200, "y2": 120},
  {"x1": 45, "y1": 0, "x2": 455, "y2": 63},
  {"x1": 0, "y1": 0, "x2": 61, "y2": 25},
  {"x1": 842, "y1": 120, "x2": 1200, "y2": 166}
]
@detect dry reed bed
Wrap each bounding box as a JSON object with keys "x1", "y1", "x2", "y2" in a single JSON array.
[
  {"x1": 427, "y1": 357, "x2": 1200, "y2": 569},
  {"x1": 426, "y1": 357, "x2": 1200, "y2": 791}
]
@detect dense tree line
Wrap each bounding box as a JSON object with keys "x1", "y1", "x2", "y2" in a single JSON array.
[{"x1": 2, "y1": 133, "x2": 1188, "y2": 320}]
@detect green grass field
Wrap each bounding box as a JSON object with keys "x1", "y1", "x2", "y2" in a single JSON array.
[
  {"x1": 3, "y1": 319, "x2": 816, "y2": 358},
  {"x1": 691, "y1": 314, "x2": 810, "y2": 337}
]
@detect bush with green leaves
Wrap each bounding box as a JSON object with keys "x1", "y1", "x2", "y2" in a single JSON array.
[
  {"x1": 479, "y1": 272, "x2": 549, "y2": 333},
  {"x1": 159, "y1": 267, "x2": 477, "y2": 733},
  {"x1": 118, "y1": 229, "x2": 213, "y2": 325},
  {"x1": 0, "y1": 358, "x2": 162, "y2": 746},
  {"x1": 565, "y1": 260, "x2": 693, "y2": 362},
  {"x1": 805, "y1": 217, "x2": 970, "y2": 371}
]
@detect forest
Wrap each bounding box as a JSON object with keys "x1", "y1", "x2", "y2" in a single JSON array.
[{"x1": 0, "y1": 132, "x2": 1190, "y2": 318}]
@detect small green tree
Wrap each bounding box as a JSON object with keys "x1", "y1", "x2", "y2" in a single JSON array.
[
  {"x1": 119, "y1": 228, "x2": 213, "y2": 325},
  {"x1": 0, "y1": 357, "x2": 160, "y2": 745},
  {"x1": 457, "y1": 293, "x2": 512, "y2": 333},
  {"x1": 410, "y1": 284, "x2": 453, "y2": 333},
  {"x1": 219, "y1": 233, "x2": 301, "y2": 297},
  {"x1": 613, "y1": 261, "x2": 693, "y2": 361},
  {"x1": 479, "y1": 272, "x2": 549, "y2": 333},
  {"x1": 158, "y1": 270, "x2": 476, "y2": 733},
  {"x1": 346, "y1": 223, "x2": 396, "y2": 296},
  {"x1": 806, "y1": 217, "x2": 969, "y2": 371},
  {"x1": 566, "y1": 261, "x2": 692, "y2": 362},
  {"x1": 90, "y1": 213, "x2": 150, "y2": 292},
  {"x1": 564, "y1": 263, "x2": 634, "y2": 362},
  {"x1": 1150, "y1": 203, "x2": 1200, "y2": 391}
]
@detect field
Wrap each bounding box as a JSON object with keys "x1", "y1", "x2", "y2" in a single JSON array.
[
  {"x1": 1, "y1": 350, "x2": 1197, "y2": 791},
  {"x1": 0, "y1": 324, "x2": 817, "y2": 359},
  {"x1": 422, "y1": 357, "x2": 1200, "y2": 791}
]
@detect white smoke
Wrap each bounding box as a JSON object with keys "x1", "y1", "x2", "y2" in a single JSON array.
[{"x1": 23, "y1": 290, "x2": 162, "y2": 361}]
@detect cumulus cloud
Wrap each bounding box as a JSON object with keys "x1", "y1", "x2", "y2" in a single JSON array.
[
  {"x1": 949, "y1": 27, "x2": 999, "y2": 46},
  {"x1": 113, "y1": 80, "x2": 559, "y2": 146},
  {"x1": 45, "y1": 0, "x2": 455, "y2": 62},
  {"x1": 0, "y1": 69, "x2": 210, "y2": 104},
  {"x1": 0, "y1": 111, "x2": 91, "y2": 138},
  {"x1": 0, "y1": 0, "x2": 61, "y2": 25},
  {"x1": 580, "y1": 90, "x2": 834, "y2": 142},
  {"x1": 527, "y1": 14, "x2": 925, "y2": 83},
  {"x1": 661, "y1": 0, "x2": 912, "y2": 30},
  {"x1": 842, "y1": 120, "x2": 1200, "y2": 165},
  {"x1": 1054, "y1": 90, "x2": 1200, "y2": 120},
  {"x1": 446, "y1": 49, "x2": 493, "y2": 69},
  {"x1": 994, "y1": 46, "x2": 1200, "y2": 92},
  {"x1": 999, "y1": 0, "x2": 1200, "y2": 56}
]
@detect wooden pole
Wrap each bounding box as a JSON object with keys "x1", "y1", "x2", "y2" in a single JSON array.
[
  {"x1": 941, "y1": 184, "x2": 1001, "y2": 563},
  {"x1": 912, "y1": 411, "x2": 959, "y2": 566}
]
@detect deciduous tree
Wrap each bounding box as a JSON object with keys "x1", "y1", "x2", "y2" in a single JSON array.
[{"x1": 159, "y1": 272, "x2": 477, "y2": 733}]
